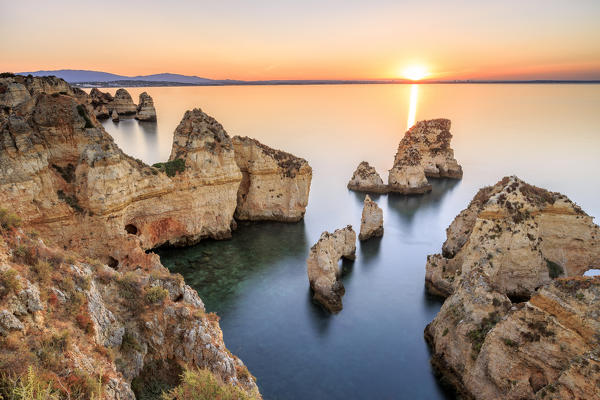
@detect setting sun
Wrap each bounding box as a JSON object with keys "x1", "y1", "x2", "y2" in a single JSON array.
[{"x1": 403, "y1": 65, "x2": 429, "y2": 81}]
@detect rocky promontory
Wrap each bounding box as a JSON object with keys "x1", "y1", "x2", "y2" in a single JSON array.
[
  {"x1": 135, "y1": 91, "x2": 157, "y2": 122},
  {"x1": 347, "y1": 161, "x2": 388, "y2": 193},
  {"x1": 232, "y1": 136, "x2": 312, "y2": 222},
  {"x1": 425, "y1": 176, "x2": 600, "y2": 399},
  {"x1": 359, "y1": 195, "x2": 383, "y2": 241},
  {"x1": 307, "y1": 226, "x2": 356, "y2": 313}
]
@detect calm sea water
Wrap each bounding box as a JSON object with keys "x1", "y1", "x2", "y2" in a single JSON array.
[{"x1": 99, "y1": 84, "x2": 600, "y2": 399}]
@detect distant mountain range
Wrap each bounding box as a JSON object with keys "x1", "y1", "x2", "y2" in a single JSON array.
[
  {"x1": 16, "y1": 69, "x2": 600, "y2": 87},
  {"x1": 18, "y1": 69, "x2": 216, "y2": 84}
]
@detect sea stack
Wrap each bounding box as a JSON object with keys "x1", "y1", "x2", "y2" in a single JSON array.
[
  {"x1": 111, "y1": 88, "x2": 137, "y2": 115},
  {"x1": 389, "y1": 119, "x2": 462, "y2": 193},
  {"x1": 232, "y1": 136, "x2": 312, "y2": 222},
  {"x1": 347, "y1": 161, "x2": 388, "y2": 193},
  {"x1": 111, "y1": 109, "x2": 119, "y2": 122},
  {"x1": 424, "y1": 176, "x2": 600, "y2": 399},
  {"x1": 359, "y1": 195, "x2": 383, "y2": 240},
  {"x1": 307, "y1": 225, "x2": 356, "y2": 312},
  {"x1": 136, "y1": 91, "x2": 157, "y2": 122}
]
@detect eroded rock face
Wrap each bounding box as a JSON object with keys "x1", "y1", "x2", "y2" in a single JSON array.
[
  {"x1": 112, "y1": 88, "x2": 137, "y2": 115},
  {"x1": 111, "y1": 109, "x2": 119, "y2": 122},
  {"x1": 425, "y1": 177, "x2": 600, "y2": 400},
  {"x1": 389, "y1": 119, "x2": 462, "y2": 193},
  {"x1": 232, "y1": 136, "x2": 312, "y2": 222},
  {"x1": 89, "y1": 87, "x2": 113, "y2": 119},
  {"x1": 359, "y1": 195, "x2": 383, "y2": 241},
  {"x1": 0, "y1": 77, "x2": 242, "y2": 267},
  {"x1": 347, "y1": 161, "x2": 388, "y2": 193},
  {"x1": 135, "y1": 92, "x2": 157, "y2": 122},
  {"x1": 425, "y1": 176, "x2": 600, "y2": 298},
  {"x1": 0, "y1": 231, "x2": 260, "y2": 399},
  {"x1": 307, "y1": 225, "x2": 356, "y2": 312}
]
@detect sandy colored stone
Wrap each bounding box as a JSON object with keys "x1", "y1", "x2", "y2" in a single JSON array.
[
  {"x1": 111, "y1": 88, "x2": 137, "y2": 115},
  {"x1": 425, "y1": 176, "x2": 600, "y2": 298},
  {"x1": 307, "y1": 225, "x2": 356, "y2": 312},
  {"x1": 359, "y1": 195, "x2": 383, "y2": 240},
  {"x1": 424, "y1": 176, "x2": 600, "y2": 400},
  {"x1": 347, "y1": 161, "x2": 388, "y2": 193},
  {"x1": 135, "y1": 91, "x2": 157, "y2": 122},
  {"x1": 232, "y1": 136, "x2": 312, "y2": 222},
  {"x1": 111, "y1": 109, "x2": 119, "y2": 122},
  {"x1": 388, "y1": 119, "x2": 462, "y2": 194}
]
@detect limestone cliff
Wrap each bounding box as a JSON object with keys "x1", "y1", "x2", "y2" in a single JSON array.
[
  {"x1": 0, "y1": 78, "x2": 243, "y2": 268},
  {"x1": 307, "y1": 226, "x2": 356, "y2": 313},
  {"x1": 389, "y1": 119, "x2": 462, "y2": 193},
  {"x1": 425, "y1": 177, "x2": 600, "y2": 400},
  {"x1": 359, "y1": 195, "x2": 383, "y2": 241},
  {"x1": 232, "y1": 136, "x2": 312, "y2": 222},
  {"x1": 135, "y1": 92, "x2": 157, "y2": 122},
  {"x1": 425, "y1": 176, "x2": 600, "y2": 298},
  {"x1": 0, "y1": 226, "x2": 260, "y2": 399},
  {"x1": 89, "y1": 87, "x2": 137, "y2": 119},
  {"x1": 111, "y1": 88, "x2": 137, "y2": 115},
  {"x1": 347, "y1": 161, "x2": 388, "y2": 193}
]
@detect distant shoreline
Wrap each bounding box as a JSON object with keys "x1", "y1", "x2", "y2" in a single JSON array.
[{"x1": 72, "y1": 79, "x2": 600, "y2": 88}]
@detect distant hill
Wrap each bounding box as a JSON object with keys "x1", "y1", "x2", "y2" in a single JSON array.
[{"x1": 18, "y1": 69, "x2": 214, "y2": 84}]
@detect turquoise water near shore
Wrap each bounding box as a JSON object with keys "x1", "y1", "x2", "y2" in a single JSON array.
[{"x1": 101, "y1": 84, "x2": 600, "y2": 399}]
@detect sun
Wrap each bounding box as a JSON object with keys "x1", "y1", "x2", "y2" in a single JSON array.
[{"x1": 403, "y1": 65, "x2": 429, "y2": 81}]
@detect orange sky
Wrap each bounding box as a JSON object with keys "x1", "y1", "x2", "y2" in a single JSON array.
[{"x1": 1, "y1": 0, "x2": 599, "y2": 80}]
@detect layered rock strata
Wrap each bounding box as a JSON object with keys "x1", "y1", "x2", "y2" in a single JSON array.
[
  {"x1": 359, "y1": 195, "x2": 384, "y2": 241},
  {"x1": 89, "y1": 87, "x2": 137, "y2": 119},
  {"x1": 388, "y1": 119, "x2": 462, "y2": 193},
  {"x1": 111, "y1": 88, "x2": 137, "y2": 115},
  {"x1": 135, "y1": 92, "x2": 157, "y2": 122},
  {"x1": 0, "y1": 226, "x2": 260, "y2": 399},
  {"x1": 425, "y1": 176, "x2": 600, "y2": 400},
  {"x1": 307, "y1": 226, "x2": 356, "y2": 312},
  {"x1": 232, "y1": 136, "x2": 312, "y2": 222},
  {"x1": 347, "y1": 161, "x2": 388, "y2": 193},
  {"x1": 425, "y1": 176, "x2": 600, "y2": 298},
  {"x1": 0, "y1": 77, "x2": 244, "y2": 268}
]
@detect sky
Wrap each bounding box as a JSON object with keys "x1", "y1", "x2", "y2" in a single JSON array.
[{"x1": 1, "y1": 0, "x2": 599, "y2": 80}]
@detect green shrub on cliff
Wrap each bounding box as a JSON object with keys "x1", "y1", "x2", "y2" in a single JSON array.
[
  {"x1": 145, "y1": 286, "x2": 169, "y2": 304},
  {"x1": 0, "y1": 209, "x2": 21, "y2": 231},
  {"x1": 0, "y1": 366, "x2": 59, "y2": 400},
  {"x1": 161, "y1": 367, "x2": 258, "y2": 400},
  {"x1": 152, "y1": 159, "x2": 186, "y2": 177}
]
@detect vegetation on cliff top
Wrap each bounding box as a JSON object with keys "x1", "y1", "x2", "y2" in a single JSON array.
[
  {"x1": 162, "y1": 367, "x2": 259, "y2": 400},
  {"x1": 153, "y1": 159, "x2": 186, "y2": 177}
]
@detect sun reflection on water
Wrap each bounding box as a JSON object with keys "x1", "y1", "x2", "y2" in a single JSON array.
[{"x1": 407, "y1": 84, "x2": 418, "y2": 130}]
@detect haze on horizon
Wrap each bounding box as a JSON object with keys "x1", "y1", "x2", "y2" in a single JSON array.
[{"x1": 1, "y1": 0, "x2": 599, "y2": 81}]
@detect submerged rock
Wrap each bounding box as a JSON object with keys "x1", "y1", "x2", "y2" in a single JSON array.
[
  {"x1": 232, "y1": 136, "x2": 312, "y2": 222},
  {"x1": 307, "y1": 225, "x2": 356, "y2": 312},
  {"x1": 347, "y1": 161, "x2": 388, "y2": 193},
  {"x1": 425, "y1": 176, "x2": 600, "y2": 400},
  {"x1": 135, "y1": 91, "x2": 157, "y2": 122},
  {"x1": 359, "y1": 195, "x2": 383, "y2": 241},
  {"x1": 389, "y1": 119, "x2": 462, "y2": 193}
]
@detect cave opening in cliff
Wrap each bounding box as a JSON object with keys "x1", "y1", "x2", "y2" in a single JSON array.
[
  {"x1": 507, "y1": 292, "x2": 531, "y2": 304},
  {"x1": 125, "y1": 224, "x2": 139, "y2": 235},
  {"x1": 107, "y1": 256, "x2": 119, "y2": 269}
]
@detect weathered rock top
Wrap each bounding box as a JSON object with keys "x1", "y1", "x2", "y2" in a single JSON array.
[
  {"x1": 170, "y1": 108, "x2": 234, "y2": 159},
  {"x1": 347, "y1": 161, "x2": 388, "y2": 193},
  {"x1": 232, "y1": 136, "x2": 311, "y2": 179},
  {"x1": 135, "y1": 92, "x2": 157, "y2": 122},
  {"x1": 426, "y1": 176, "x2": 600, "y2": 299},
  {"x1": 359, "y1": 195, "x2": 384, "y2": 241}
]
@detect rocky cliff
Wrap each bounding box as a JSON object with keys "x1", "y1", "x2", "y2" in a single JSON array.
[
  {"x1": 359, "y1": 195, "x2": 383, "y2": 241},
  {"x1": 0, "y1": 77, "x2": 248, "y2": 266},
  {"x1": 135, "y1": 92, "x2": 157, "y2": 122},
  {"x1": 425, "y1": 176, "x2": 600, "y2": 400},
  {"x1": 307, "y1": 226, "x2": 356, "y2": 313},
  {"x1": 232, "y1": 136, "x2": 312, "y2": 222},
  {"x1": 89, "y1": 87, "x2": 137, "y2": 120},
  {"x1": 0, "y1": 224, "x2": 260, "y2": 399},
  {"x1": 425, "y1": 176, "x2": 600, "y2": 298},
  {"x1": 388, "y1": 119, "x2": 462, "y2": 193},
  {"x1": 0, "y1": 75, "x2": 262, "y2": 398}
]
